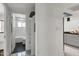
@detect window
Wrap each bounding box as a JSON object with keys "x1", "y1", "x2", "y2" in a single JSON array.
[
  {"x1": 0, "y1": 20, "x2": 4, "y2": 32},
  {"x1": 17, "y1": 21, "x2": 26, "y2": 27},
  {"x1": 14, "y1": 14, "x2": 26, "y2": 27}
]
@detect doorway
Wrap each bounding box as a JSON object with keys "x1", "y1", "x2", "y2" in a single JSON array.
[
  {"x1": 11, "y1": 13, "x2": 26, "y2": 56},
  {"x1": 63, "y1": 12, "x2": 79, "y2": 56}
]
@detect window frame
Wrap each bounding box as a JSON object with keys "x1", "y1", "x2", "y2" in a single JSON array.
[{"x1": 0, "y1": 20, "x2": 4, "y2": 33}]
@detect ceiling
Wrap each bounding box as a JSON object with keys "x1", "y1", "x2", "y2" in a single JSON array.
[
  {"x1": 7, "y1": 3, "x2": 35, "y2": 14},
  {"x1": 65, "y1": 4, "x2": 79, "y2": 15},
  {"x1": 5, "y1": 3, "x2": 79, "y2": 16}
]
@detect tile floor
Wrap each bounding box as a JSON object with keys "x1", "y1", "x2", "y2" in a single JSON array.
[
  {"x1": 11, "y1": 51, "x2": 26, "y2": 56},
  {"x1": 11, "y1": 42, "x2": 31, "y2": 56}
]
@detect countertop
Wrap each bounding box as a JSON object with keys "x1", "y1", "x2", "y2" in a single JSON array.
[{"x1": 64, "y1": 32, "x2": 79, "y2": 35}]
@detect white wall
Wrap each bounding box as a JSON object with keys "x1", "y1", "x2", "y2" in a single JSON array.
[
  {"x1": 26, "y1": 19, "x2": 31, "y2": 50},
  {"x1": 25, "y1": 4, "x2": 35, "y2": 51},
  {"x1": 64, "y1": 16, "x2": 79, "y2": 32},
  {"x1": 35, "y1": 3, "x2": 70, "y2": 56}
]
